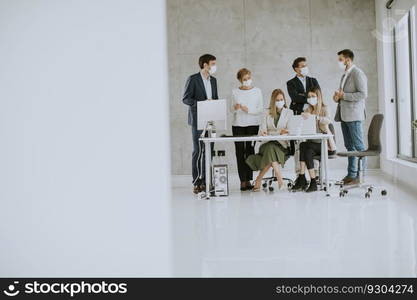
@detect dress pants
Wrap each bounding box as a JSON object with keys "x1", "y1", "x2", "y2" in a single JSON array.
[
  {"x1": 232, "y1": 125, "x2": 259, "y2": 182},
  {"x1": 299, "y1": 141, "x2": 322, "y2": 170},
  {"x1": 191, "y1": 125, "x2": 213, "y2": 186}
]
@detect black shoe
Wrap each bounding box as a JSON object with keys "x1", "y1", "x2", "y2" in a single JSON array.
[
  {"x1": 246, "y1": 183, "x2": 254, "y2": 191},
  {"x1": 306, "y1": 178, "x2": 318, "y2": 193},
  {"x1": 291, "y1": 174, "x2": 307, "y2": 192}
]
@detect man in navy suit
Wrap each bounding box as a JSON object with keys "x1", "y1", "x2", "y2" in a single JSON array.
[
  {"x1": 182, "y1": 54, "x2": 219, "y2": 194},
  {"x1": 287, "y1": 57, "x2": 320, "y2": 115}
]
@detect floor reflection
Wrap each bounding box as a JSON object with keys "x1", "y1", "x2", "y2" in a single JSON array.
[{"x1": 172, "y1": 171, "x2": 417, "y2": 277}]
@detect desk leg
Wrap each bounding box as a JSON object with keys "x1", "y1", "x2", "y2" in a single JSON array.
[
  {"x1": 204, "y1": 140, "x2": 211, "y2": 199},
  {"x1": 323, "y1": 139, "x2": 330, "y2": 196},
  {"x1": 319, "y1": 140, "x2": 324, "y2": 187}
]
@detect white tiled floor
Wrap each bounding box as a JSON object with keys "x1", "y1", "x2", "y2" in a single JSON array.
[{"x1": 172, "y1": 170, "x2": 417, "y2": 277}]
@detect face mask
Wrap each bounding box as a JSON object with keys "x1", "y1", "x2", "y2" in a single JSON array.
[
  {"x1": 307, "y1": 97, "x2": 318, "y2": 106},
  {"x1": 242, "y1": 79, "x2": 252, "y2": 87},
  {"x1": 300, "y1": 67, "x2": 309, "y2": 76},
  {"x1": 276, "y1": 101, "x2": 285, "y2": 109},
  {"x1": 208, "y1": 65, "x2": 217, "y2": 75},
  {"x1": 338, "y1": 61, "x2": 346, "y2": 70}
]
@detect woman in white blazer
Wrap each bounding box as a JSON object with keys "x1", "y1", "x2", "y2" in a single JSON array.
[
  {"x1": 231, "y1": 68, "x2": 264, "y2": 191},
  {"x1": 246, "y1": 89, "x2": 294, "y2": 191}
]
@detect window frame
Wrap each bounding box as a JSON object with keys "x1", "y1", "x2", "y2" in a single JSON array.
[{"x1": 394, "y1": 7, "x2": 417, "y2": 163}]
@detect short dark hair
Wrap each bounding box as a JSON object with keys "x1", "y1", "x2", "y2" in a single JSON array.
[
  {"x1": 199, "y1": 54, "x2": 216, "y2": 69},
  {"x1": 292, "y1": 57, "x2": 306, "y2": 70},
  {"x1": 337, "y1": 49, "x2": 354, "y2": 60}
]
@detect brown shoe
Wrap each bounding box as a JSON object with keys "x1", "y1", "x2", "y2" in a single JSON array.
[
  {"x1": 341, "y1": 175, "x2": 350, "y2": 184},
  {"x1": 193, "y1": 185, "x2": 201, "y2": 194},
  {"x1": 344, "y1": 177, "x2": 360, "y2": 186}
]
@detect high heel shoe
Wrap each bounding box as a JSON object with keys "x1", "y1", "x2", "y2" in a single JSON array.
[
  {"x1": 253, "y1": 179, "x2": 262, "y2": 192},
  {"x1": 277, "y1": 180, "x2": 286, "y2": 191}
]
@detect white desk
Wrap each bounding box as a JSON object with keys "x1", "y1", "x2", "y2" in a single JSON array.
[{"x1": 199, "y1": 133, "x2": 333, "y2": 199}]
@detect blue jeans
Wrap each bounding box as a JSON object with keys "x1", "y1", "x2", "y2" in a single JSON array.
[{"x1": 341, "y1": 121, "x2": 366, "y2": 178}]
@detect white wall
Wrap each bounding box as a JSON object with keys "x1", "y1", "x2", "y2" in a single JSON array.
[
  {"x1": 0, "y1": 0, "x2": 171, "y2": 276},
  {"x1": 375, "y1": 0, "x2": 417, "y2": 191}
]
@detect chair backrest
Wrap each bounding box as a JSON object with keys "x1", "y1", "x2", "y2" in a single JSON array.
[{"x1": 367, "y1": 114, "x2": 384, "y2": 153}]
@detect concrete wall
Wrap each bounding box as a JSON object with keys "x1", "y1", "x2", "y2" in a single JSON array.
[{"x1": 168, "y1": 0, "x2": 378, "y2": 175}]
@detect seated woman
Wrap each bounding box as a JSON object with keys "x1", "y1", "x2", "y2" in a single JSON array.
[
  {"x1": 292, "y1": 86, "x2": 337, "y2": 193},
  {"x1": 246, "y1": 89, "x2": 294, "y2": 192}
]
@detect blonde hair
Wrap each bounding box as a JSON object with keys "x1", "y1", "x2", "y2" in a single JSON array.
[
  {"x1": 306, "y1": 86, "x2": 327, "y2": 117},
  {"x1": 269, "y1": 89, "x2": 287, "y2": 118}
]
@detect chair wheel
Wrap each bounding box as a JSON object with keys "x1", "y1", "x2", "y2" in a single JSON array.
[
  {"x1": 368, "y1": 187, "x2": 373, "y2": 193},
  {"x1": 262, "y1": 183, "x2": 267, "y2": 188},
  {"x1": 287, "y1": 182, "x2": 293, "y2": 188},
  {"x1": 381, "y1": 190, "x2": 387, "y2": 196},
  {"x1": 269, "y1": 187, "x2": 274, "y2": 192},
  {"x1": 268, "y1": 180, "x2": 273, "y2": 185},
  {"x1": 339, "y1": 189, "x2": 348, "y2": 197},
  {"x1": 323, "y1": 187, "x2": 327, "y2": 192},
  {"x1": 365, "y1": 192, "x2": 370, "y2": 198}
]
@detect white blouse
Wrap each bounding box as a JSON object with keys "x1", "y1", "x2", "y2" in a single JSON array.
[{"x1": 231, "y1": 87, "x2": 264, "y2": 127}]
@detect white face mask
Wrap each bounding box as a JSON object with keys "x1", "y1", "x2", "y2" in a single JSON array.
[
  {"x1": 242, "y1": 79, "x2": 252, "y2": 87},
  {"x1": 300, "y1": 67, "x2": 309, "y2": 76},
  {"x1": 208, "y1": 65, "x2": 217, "y2": 75},
  {"x1": 307, "y1": 97, "x2": 318, "y2": 106},
  {"x1": 275, "y1": 101, "x2": 285, "y2": 109},
  {"x1": 338, "y1": 61, "x2": 346, "y2": 70}
]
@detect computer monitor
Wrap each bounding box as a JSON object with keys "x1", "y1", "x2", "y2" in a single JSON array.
[{"x1": 197, "y1": 99, "x2": 227, "y2": 131}]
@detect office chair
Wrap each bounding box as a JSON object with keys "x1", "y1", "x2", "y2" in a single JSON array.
[
  {"x1": 313, "y1": 123, "x2": 339, "y2": 192},
  {"x1": 337, "y1": 114, "x2": 388, "y2": 198},
  {"x1": 260, "y1": 159, "x2": 294, "y2": 192}
]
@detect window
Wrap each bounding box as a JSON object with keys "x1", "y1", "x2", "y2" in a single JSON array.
[{"x1": 394, "y1": 6, "x2": 417, "y2": 162}]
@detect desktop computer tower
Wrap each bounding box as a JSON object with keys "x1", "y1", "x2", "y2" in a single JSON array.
[{"x1": 213, "y1": 164, "x2": 229, "y2": 197}]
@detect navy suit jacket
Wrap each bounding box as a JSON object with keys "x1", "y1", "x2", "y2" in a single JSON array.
[
  {"x1": 182, "y1": 72, "x2": 219, "y2": 127},
  {"x1": 286, "y1": 76, "x2": 320, "y2": 115}
]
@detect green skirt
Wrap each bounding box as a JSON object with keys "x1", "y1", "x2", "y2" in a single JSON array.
[{"x1": 246, "y1": 141, "x2": 289, "y2": 171}]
